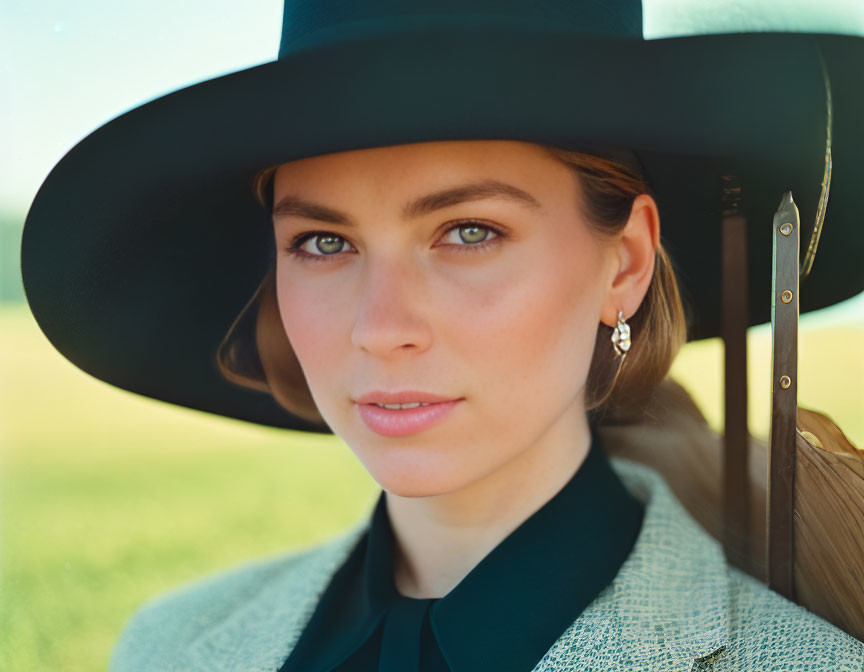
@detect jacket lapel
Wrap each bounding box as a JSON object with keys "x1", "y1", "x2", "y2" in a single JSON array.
[{"x1": 532, "y1": 458, "x2": 731, "y2": 672}]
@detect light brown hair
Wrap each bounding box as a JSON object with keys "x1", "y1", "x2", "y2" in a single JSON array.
[{"x1": 217, "y1": 145, "x2": 689, "y2": 428}]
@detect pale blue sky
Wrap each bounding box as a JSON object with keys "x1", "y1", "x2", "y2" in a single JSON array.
[
  {"x1": 2, "y1": 0, "x2": 863, "y2": 325},
  {"x1": 1, "y1": 0, "x2": 283, "y2": 212}
]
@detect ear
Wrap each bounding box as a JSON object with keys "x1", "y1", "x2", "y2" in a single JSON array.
[{"x1": 601, "y1": 193, "x2": 660, "y2": 327}]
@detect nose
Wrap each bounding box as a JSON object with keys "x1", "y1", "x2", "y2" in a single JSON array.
[{"x1": 350, "y1": 256, "x2": 433, "y2": 357}]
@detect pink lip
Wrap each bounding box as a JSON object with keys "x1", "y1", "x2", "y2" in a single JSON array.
[{"x1": 356, "y1": 399, "x2": 462, "y2": 437}]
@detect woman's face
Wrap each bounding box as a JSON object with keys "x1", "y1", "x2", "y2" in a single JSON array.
[{"x1": 272, "y1": 140, "x2": 635, "y2": 497}]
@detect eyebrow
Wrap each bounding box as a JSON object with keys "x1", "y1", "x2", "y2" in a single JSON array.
[{"x1": 271, "y1": 179, "x2": 543, "y2": 225}]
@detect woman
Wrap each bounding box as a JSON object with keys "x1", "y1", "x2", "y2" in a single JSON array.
[{"x1": 19, "y1": 1, "x2": 864, "y2": 670}]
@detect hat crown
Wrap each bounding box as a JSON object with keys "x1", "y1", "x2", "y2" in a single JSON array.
[{"x1": 279, "y1": 0, "x2": 643, "y2": 57}]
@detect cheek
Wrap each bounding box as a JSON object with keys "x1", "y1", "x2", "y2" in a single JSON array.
[
  {"x1": 274, "y1": 269, "x2": 345, "y2": 392},
  {"x1": 443, "y1": 233, "x2": 603, "y2": 418}
]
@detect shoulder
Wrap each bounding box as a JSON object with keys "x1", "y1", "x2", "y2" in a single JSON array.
[
  {"x1": 713, "y1": 565, "x2": 864, "y2": 671},
  {"x1": 107, "y1": 523, "x2": 366, "y2": 672}
]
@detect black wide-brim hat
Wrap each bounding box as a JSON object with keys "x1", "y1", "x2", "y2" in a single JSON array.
[{"x1": 19, "y1": 0, "x2": 864, "y2": 433}]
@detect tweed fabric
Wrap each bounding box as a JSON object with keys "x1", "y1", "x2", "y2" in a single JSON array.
[{"x1": 108, "y1": 457, "x2": 864, "y2": 672}]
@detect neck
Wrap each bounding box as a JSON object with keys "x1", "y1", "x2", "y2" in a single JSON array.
[{"x1": 385, "y1": 408, "x2": 593, "y2": 599}]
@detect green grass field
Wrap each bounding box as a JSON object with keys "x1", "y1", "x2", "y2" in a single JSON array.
[{"x1": 1, "y1": 302, "x2": 861, "y2": 671}]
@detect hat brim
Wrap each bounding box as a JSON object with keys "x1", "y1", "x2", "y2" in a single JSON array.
[{"x1": 20, "y1": 25, "x2": 864, "y2": 431}]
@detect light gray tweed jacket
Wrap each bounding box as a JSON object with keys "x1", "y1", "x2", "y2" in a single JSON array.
[{"x1": 108, "y1": 457, "x2": 864, "y2": 672}]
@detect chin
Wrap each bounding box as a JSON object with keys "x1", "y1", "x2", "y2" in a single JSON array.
[{"x1": 370, "y1": 461, "x2": 466, "y2": 499}]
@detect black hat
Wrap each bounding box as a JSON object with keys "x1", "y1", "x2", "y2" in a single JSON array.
[{"x1": 19, "y1": 0, "x2": 864, "y2": 433}]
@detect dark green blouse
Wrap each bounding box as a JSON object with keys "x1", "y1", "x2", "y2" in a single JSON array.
[{"x1": 278, "y1": 424, "x2": 644, "y2": 672}]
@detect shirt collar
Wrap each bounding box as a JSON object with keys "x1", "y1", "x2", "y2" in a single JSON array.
[{"x1": 181, "y1": 445, "x2": 731, "y2": 672}]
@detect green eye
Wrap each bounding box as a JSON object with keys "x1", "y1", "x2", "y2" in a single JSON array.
[
  {"x1": 313, "y1": 234, "x2": 346, "y2": 255},
  {"x1": 287, "y1": 232, "x2": 355, "y2": 261},
  {"x1": 439, "y1": 221, "x2": 503, "y2": 251},
  {"x1": 455, "y1": 223, "x2": 491, "y2": 244}
]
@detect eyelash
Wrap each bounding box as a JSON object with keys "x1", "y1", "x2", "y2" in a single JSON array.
[{"x1": 283, "y1": 220, "x2": 507, "y2": 263}]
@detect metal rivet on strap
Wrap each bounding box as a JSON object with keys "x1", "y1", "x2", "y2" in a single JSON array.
[
  {"x1": 781, "y1": 290, "x2": 793, "y2": 303},
  {"x1": 779, "y1": 222, "x2": 793, "y2": 236},
  {"x1": 780, "y1": 376, "x2": 792, "y2": 389}
]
